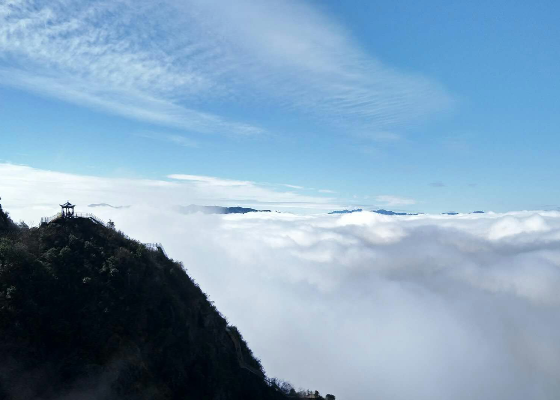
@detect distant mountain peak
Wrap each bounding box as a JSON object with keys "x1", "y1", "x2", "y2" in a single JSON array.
[
  {"x1": 179, "y1": 205, "x2": 272, "y2": 215},
  {"x1": 88, "y1": 203, "x2": 130, "y2": 209},
  {"x1": 373, "y1": 209, "x2": 419, "y2": 216},
  {"x1": 328, "y1": 209, "x2": 362, "y2": 214}
]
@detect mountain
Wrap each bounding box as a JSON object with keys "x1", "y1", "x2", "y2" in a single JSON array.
[
  {"x1": 328, "y1": 209, "x2": 363, "y2": 214},
  {"x1": 328, "y1": 209, "x2": 420, "y2": 216},
  {"x1": 329, "y1": 209, "x2": 486, "y2": 216},
  {"x1": 0, "y1": 204, "x2": 332, "y2": 400},
  {"x1": 373, "y1": 209, "x2": 419, "y2": 216},
  {"x1": 178, "y1": 205, "x2": 272, "y2": 215},
  {"x1": 88, "y1": 203, "x2": 130, "y2": 209}
]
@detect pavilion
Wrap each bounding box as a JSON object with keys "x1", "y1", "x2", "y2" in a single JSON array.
[{"x1": 60, "y1": 201, "x2": 76, "y2": 218}]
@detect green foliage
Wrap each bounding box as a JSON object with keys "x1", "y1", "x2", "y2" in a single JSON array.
[{"x1": 0, "y1": 199, "x2": 16, "y2": 234}]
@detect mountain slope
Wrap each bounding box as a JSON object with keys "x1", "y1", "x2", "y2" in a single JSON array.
[{"x1": 0, "y1": 206, "x2": 315, "y2": 399}]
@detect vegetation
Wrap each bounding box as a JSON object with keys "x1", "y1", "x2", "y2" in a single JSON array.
[{"x1": 0, "y1": 201, "x2": 334, "y2": 400}]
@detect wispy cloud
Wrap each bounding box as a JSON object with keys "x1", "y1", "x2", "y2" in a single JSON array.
[
  {"x1": 0, "y1": 0, "x2": 263, "y2": 136},
  {"x1": 282, "y1": 184, "x2": 305, "y2": 190},
  {"x1": 167, "y1": 174, "x2": 253, "y2": 187},
  {"x1": 376, "y1": 195, "x2": 416, "y2": 206},
  {"x1": 184, "y1": 0, "x2": 453, "y2": 127},
  {"x1": 0, "y1": 69, "x2": 264, "y2": 136},
  {"x1": 430, "y1": 181, "x2": 446, "y2": 188},
  {"x1": 0, "y1": 0, "x2": 452, "y2": 137}
]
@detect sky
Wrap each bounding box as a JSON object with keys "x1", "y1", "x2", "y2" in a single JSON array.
[
  {"x1": 1, "y1": 3, "x2": 560, "y2": 399},
  {"x1": 1, "y1": 0, "x2": 559, "y2": 213},
  {"x1": 2, "y1": 164, "x2": 560, "y2": 400}
]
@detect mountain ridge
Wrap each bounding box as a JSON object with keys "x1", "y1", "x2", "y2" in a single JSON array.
[
  {"x1": 0, "y1": 203, "x2": 333, "y2": 400},
  {"x1": 178, "y1": 205, "x2": 272, "y2": 215}
]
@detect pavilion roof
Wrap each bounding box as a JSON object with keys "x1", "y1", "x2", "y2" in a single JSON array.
[{"x1": 60, "y1": 201, "x2": 75, "y2": 208}]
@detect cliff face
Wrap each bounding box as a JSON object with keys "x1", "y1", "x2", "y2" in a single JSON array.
[{"x1": 0, "y1": 213, "x2": 285, "y2": 400}]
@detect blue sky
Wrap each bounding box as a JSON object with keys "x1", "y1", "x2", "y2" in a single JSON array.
[{"x1": 1, "y1": 0, "x2": 559, "y2": 213}]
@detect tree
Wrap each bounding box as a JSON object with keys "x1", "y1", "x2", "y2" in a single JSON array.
[
  {"x1": 279, "y1": 381, "x2": 293, "y2": 395},
  {"x1": 18, "y1": 221, "x2": 29, "y2": 230},
  {"x1": 0, "y1": 197, "x2": 14, "y2": 232},
  {"x1": 326, "y1": 395, "x2": 336, "y2": 400}
]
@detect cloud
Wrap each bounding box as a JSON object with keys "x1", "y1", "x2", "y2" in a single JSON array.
[
  {"x1": 0, "y1": 164, "x2": 341, "y2": 216},
  {"x1": 167, "y1": 174, "x2": 253, "y2": 187},
  {"x1": 0, "y1": 0, "x2": 452, "y2": 137},
  {"x1": 487, "y1": 214, "x2": 550, "y2": 240},
  {"x1": 318, "y1": 189, "x2": 336, "y2": 194},
  {"x1": 0, "y1": 69, "x2": 265, "y2": 136},
  {"x1": 281, "y1": 184, "x2": 305, "y2": 190},
  {"x1": 375, "y1": 195, "x2": 416, "y2": 206},
  {"x1": 3, "y1": 163, "x2": 560, "y2": 399},
  {"x1": 183, "y1": 0, "x2": 453, "y2": 127},
  {"x1": 430, "y1": 181, "x2": 446, "y2": 188},
  {"x1": 0, "y1": 0, "x2": 264, "y2": 136}
]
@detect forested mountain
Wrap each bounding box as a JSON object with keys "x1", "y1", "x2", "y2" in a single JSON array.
[{"x1": 0, "y1": 203, "x2": 333, "y2": 400}]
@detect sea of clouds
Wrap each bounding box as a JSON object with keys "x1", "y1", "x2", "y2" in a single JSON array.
[{"x1": 2, "y1": 163, "x2": 560, "y2": 400}]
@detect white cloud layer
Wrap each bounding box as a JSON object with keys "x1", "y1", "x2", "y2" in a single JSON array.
[
  {"x1": 2, "y1": 164, "x2": 560, "y2": 400},
  {"x1": 0, "y1": 0, "x2": 451, "y2": 136}
]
